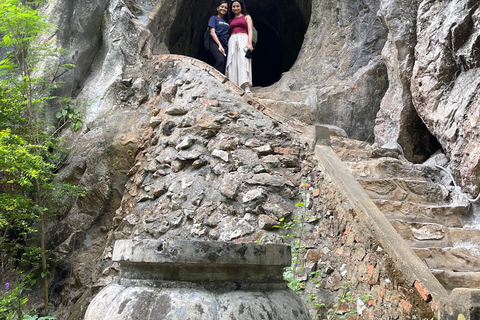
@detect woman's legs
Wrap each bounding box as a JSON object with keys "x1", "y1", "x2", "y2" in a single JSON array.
[
  {"x1": 226, "y1": 34, "x2": 252, "y2": 87},
  {"x1": 209, "y1": 37, "x2": 227, "y2": 74}
]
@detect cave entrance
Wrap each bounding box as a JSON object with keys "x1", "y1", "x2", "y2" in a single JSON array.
[{"x1": 167, "y1": 0, "x2": 312, "y2": 87}]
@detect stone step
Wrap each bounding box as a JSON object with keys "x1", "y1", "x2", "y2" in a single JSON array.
[
  {"x1": 330, "y1": 135, "x2": 480, "y2": 292},
  {"x1": 389, "y1": 220, "x2": 480, "y2": 248},
  {"x1": 332, "y1": 146, "x2": 371, "y2": 162},
  {"x1": 330, "y1": 135, "x2": 373, "y2": 150},
  {"x1": 357, "y1": 178, "x2": 450, "y2": 204},
  {"x1": 330, "y1": 136, "x2": 377, "y2": 161},
  {"x1": 431, "y1": 270, "x2": 480, "y2": 291},
  {"x1": 250, "y1": 91, "x2": 315, "y2": 125},
  {"x1": 414, "y1": 247, "x2": 480, "y2": 272},
  {"x1": 252, "y1": 98, "x2": 314, "y2": 125},
  {"x1": 374, "y1": 199, "x2": 472, "y2": 227},
  {"x1": 344, "y1": 158, "x2": 430, "y2": 180}
]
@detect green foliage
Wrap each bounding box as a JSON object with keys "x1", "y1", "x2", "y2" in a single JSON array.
[
  {"x1": 1, "y1": 274, "x2": 49, "y2": 319},
  {"x1": 273, "y1": 217, "x2": 296, "y2": 242},
  {"x1": 0, "y1": 86, "x2": 26, "y2": 130},
  {"x1": 255, "y1": 235, "x2": 266, "y2": 243},
  {"x1": 312, "y1": 282, "x2": 372, "y2": 320},
  {"x1": 0, "y1": 129, "x2": 53, "y2": 265},
  {"x1": 0, "y1": 273, "x2": 38, "y2": 320},
  {"x1": 274, "y1": 182, "x2": 314, "y2": 293},
  {"x1": 56, "y1": 104, "x2": 83, "y2": 132},
  {"x1": 0, "y1": 0, "x2": 54, "y2": 77},
  {"x1": 0, "y1": 0, "x2": 85, "y2": 315}
]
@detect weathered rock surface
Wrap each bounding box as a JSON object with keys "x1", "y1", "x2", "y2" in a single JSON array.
[
  {"x1": 373, "y1": 0, "x2": 441, "y2": 164},
  {"x1": 4, "y1": 0, "x2": 479, "y2": 318},
  {"x1": 412, "y1": 1, "x2": 480, "y2": 195},
  {"x1": 376, "y1": 0, "x2": 480, "y2": 195},
  {"x1": 263, "y1": 0, "x2": 389, "y2": 142}
]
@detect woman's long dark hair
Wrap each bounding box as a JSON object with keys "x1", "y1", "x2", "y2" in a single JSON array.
[
  {"x1": 217, "y1": 0, "x2": 229, "y2": 23},
  {"x1": 228, "y1": 0, "x2": 249, "y2": 20}
]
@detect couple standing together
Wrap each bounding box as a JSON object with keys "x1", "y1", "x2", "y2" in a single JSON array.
[{"x1": 208, "y1": 0, "x2": 254, "y2": 93}]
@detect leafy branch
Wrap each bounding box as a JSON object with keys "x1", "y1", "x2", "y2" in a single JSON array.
[
  {"x1": 0, "y1": 0, "x2": 85, "y2": 316},
  {"x1": 56, "y1": 104, "x2": 83, "y2": 132}
]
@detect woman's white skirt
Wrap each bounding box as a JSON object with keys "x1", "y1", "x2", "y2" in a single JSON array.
[{"x1": 226, "y1": 33, "x2": 252, "y2": 87}]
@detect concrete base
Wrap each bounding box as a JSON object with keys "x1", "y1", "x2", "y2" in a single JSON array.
[{"x1": 85, "y1": 240, "x2": 311, "y2": 320}]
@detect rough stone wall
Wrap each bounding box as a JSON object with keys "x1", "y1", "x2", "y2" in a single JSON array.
[{"x1": 110, "y1": 58, "x2": 310, "y2": 248}]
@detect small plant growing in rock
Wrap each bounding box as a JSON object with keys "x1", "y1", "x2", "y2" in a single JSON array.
[
  {"x1": 275, "y1": 182, "x2": 314, "y2": 293},
  {"x1": 56, "y1": 103, "x2": 83, "y2": 132},
  {"x1": 307, "y1": 270, "x2": 325, "y2": 319},
  {"x1": 315, "y1": 282, "x2": 372, "y2": 320},
  {"x1": 275, "y1": 217, "x2": 296, "y2": 243}
]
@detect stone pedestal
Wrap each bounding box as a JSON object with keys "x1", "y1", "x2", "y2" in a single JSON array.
[{"x1": 84, "y1": 239, "x2": 310, "y2": 320}]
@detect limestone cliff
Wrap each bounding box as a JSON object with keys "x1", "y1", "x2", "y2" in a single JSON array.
[
  {"x1": 376, "y1": 0, "x2": 480, "y2": 195},
  {"x1": 4, "y1": 0, "x2": 479, "y2": 318},
  {"x1": 45, "y1": 0, "x2": 480, "y2": 193}
]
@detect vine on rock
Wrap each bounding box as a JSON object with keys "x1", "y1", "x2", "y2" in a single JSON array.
[
  {"x1": 275, "y1": 182, "x2": 314, "y2": 292},
  {"x1": 275, "y1": 182, "x2": 375, "y2": 319}
]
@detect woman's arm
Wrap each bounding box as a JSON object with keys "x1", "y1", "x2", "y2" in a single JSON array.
[
  {"x1": 245, "y1": 15, "x2": 253, "y2": 51},
  {"x1": 209, "y1": 27, "x2": 225, "y2": 55}
]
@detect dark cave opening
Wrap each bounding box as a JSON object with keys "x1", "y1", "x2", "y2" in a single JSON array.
[
  {"x1": 167, "y1": 0, "x2": 312, "y2": 87},
  {"x1": 405, "y1": 114, "x2": 443, "y2": 164}
]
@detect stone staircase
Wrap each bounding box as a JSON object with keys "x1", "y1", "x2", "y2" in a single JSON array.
[
  {"x1": 330, "y1": 135, "x2": 480, "y2": 292},
  {"x1": 251, "y1": 85, "x2": 480, "y2": 294},
  {"x1": 146, "y1": 56, "x2": 479, "y2": 318}
]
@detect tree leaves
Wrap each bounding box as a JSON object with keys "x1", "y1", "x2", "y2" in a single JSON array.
[{"x1": 0, "y1": 0, "x2": 84, "y2": 314}]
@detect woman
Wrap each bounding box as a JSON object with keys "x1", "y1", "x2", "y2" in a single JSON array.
[
  {"x1": 226, "y1": 0, "x2": 254, "y2": 93},
  {"x1": 207, "y1": 1, "x2": 230, "y2": 74}
]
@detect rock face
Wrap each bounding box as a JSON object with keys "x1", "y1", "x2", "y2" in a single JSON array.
[
  {"x1": 374, "y1": 0, "x2": 441, "y2": 164},
  {"x1": 7, "y1": 0, "x2": 479, "y2": 318},
  {"x1": 269, "y1": 0, "x2": 389, "y2": 142},
  {"x1": 376, "y1": 0, "x2": 480, "y2": 194},
  {"x1": 412, "y1": 1, "x2": 480, "y2": 195}
]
